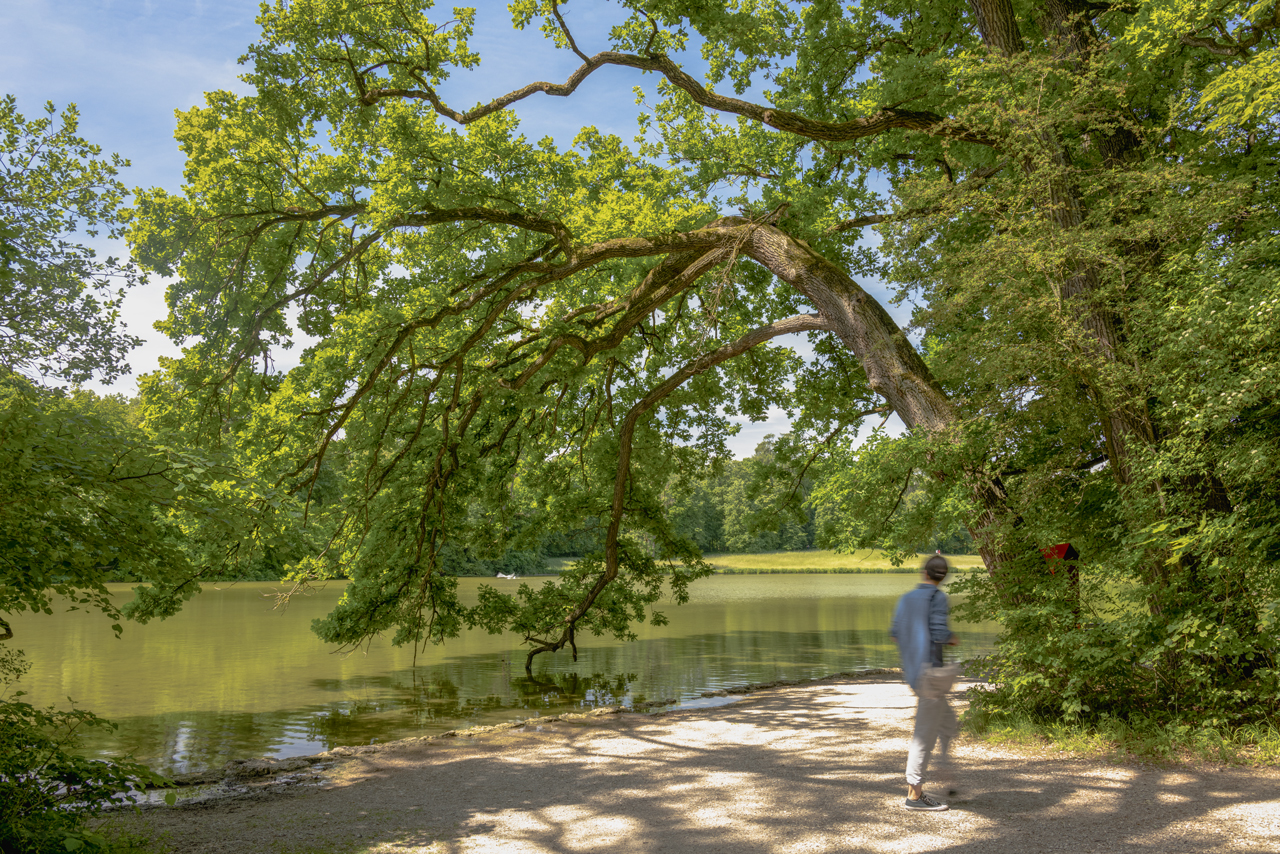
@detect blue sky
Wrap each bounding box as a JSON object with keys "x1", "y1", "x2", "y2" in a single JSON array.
[{"x1": 3, "y1": 0, "x2": 905, "y2": 455}]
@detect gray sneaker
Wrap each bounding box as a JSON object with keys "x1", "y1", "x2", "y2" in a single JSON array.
[{"x1": 903, "y1": 793, "x2": 949, "y2": 811}]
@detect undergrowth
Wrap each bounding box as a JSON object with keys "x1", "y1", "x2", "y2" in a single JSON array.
[
  {"x1": 1, "y1": 647, "x2": 175, "y2": 853},
  {"x1": 962, "y1": 691, "x2": 1280, "y2": 766}
]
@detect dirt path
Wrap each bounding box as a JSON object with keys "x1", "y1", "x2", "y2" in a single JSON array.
[{"x1": 122, "y1": 676, "x2": 1280, "y2": 853}]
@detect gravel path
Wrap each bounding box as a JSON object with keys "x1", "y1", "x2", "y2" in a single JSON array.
[{"x1": 123, "y1": 676, "x2": 1280, "y2": 853}]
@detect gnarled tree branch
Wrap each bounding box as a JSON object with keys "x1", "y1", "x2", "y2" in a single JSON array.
[
  {"x1": 523, "y1": 311, "x2": 835, "y2": 671},
  {"x1": 358, "y1": 50, "x2": 996, "y2": 147}
]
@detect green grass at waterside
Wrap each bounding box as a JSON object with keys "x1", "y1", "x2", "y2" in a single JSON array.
[
  {"x1": 963, "y1": 699, "x2": 1280, "y2": 766},
  {"x1": 542, "y1": 550, "x2": 983, "y2": 575},
  {"x1": 705, "y1": 550, "x2": 983, "y2": 573}
]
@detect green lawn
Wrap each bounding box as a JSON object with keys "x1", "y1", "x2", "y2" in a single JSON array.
[
  {"x1": 704, "y1": 549, "x2": 983, "y2": 573},
  {"x1": 542, "y1": 550, "x2": 983, "y2": 575}
]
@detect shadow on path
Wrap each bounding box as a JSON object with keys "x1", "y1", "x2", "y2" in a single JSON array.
[{"x1": 126, "y1": 679, "x2": 1280, "y2": 854}]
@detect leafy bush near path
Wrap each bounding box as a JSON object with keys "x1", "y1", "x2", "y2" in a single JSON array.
[
  {"x1": 964, "y1": 689, "x2": 1280, "y2": 766},
  {"x1": 0, "y1": 649, "x2": 174, "y2": 854}
]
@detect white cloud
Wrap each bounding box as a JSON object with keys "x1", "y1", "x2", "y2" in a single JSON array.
[{"x1": 724, "y1": 406, "x2": 793, "y2": 459}]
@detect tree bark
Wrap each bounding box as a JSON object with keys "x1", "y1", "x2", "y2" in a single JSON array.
[
  {"x1": 966, "y1": 0, "x2": 1155, "y2": 487},
  {"x1": 735, "y1": 223, "x2": 958, "y2": 432},
  {"x1": 969, "y1": 0, "x2": 1027, "y2": 56},
  {"x1": 724, "y1": 220, "x2": 1032, "y2": 595}
]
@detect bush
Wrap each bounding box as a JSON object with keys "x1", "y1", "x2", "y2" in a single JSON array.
[{"x1": 0, "y1": 648, "x2": 171, "y2": 853}]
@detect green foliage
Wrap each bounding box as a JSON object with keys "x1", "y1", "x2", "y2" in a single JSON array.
[
  {"x1": 126, "y1": 0, "x2": 1279, "y2": 718},
  {"x1": 0, "y1": 89, "x2": 276, "y2": 623},
  {"x1": 0, "y1": 96, "x2": 142, "y2": 384},
  {"x1": 541, "y1": 522, "x2": 607, "y2": 559},
  {"x1": 812, "y1": 429, "x2": 976, "y2": 560},
  {"x1": 436, "y1": 543, "x2": 547, "y2": 577},
  {"x1": 0, "y1": 649, "x2": 172, "y2": 854},
  {"x1": 0, "y1": 375, "x2": 283, "y2": 628},
  {"x1": 667, "y1": 436, "x2": 823, "y2": 554},
  {"x1": 897, "y1": 134, "x2": 1280, "y2": 727},
  {"x1": 0, "y1": 91, "x2": 269, "y2": 852}
]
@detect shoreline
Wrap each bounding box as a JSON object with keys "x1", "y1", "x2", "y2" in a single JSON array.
[
  {"x1": 100, "y1": 565, "x2": 976, "y2": 587},
  {"x1": 113, "y1": 674, "x2": 1280, "y2": 854},
  {"x1": 156, "y1": 668, "x2": 905, "y2": 793}
]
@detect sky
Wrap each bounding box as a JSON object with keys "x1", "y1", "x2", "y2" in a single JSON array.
[{"x1": 2, "y1": 0, "x2": 906, "y2": 456}]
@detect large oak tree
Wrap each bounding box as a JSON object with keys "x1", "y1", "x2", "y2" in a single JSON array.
[{"x1": 131, "y1": 0, "x2": 1279, "y2": 721}]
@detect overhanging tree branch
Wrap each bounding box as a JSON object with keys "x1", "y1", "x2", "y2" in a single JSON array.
[
  {"x1": 357, "y1": 50, "x2": 996, "y2": 147},
  {"x1": 522, "y1": 311, "x2": 835, "y2": 671},
  {"x1": 1180, "y1": 9, "x2": 1280, "y2": 57}
]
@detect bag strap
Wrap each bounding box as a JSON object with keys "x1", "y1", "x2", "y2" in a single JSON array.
[{"x1": 926, "y1": 587, "x2": 945, "y2": 666}]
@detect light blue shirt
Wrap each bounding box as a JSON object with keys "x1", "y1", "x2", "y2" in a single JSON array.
[{"x1": 890, "y1": 583, "x2": 952, "y2": 692}]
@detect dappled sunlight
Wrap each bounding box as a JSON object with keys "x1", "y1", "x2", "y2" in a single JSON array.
[
  {"x1": 1198, "y1": 799, "x2": 1280, "y2": 851},
  {"x1": 118, "y1": 680, "x2": 1280, "y2": 853}
]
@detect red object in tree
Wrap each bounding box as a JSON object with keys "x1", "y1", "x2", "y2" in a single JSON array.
[
  {"x1": 1042, "y1": 543, "x2": 1082, "y2": 624},
  {"x1": 1041, "y1": 543, "x2": 1079, "y2": 568}
]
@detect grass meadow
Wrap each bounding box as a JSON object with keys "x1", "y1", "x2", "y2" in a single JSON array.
[{"x1": 543, "y1": 550, "x2": 984, "y2": 575}]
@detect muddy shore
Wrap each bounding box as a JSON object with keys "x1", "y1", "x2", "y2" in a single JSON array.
[{"x1": 115, "y1": 673, "x2": 1280, "y2": 853}]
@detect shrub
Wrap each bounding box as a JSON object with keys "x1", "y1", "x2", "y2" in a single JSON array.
[{"x1": 0, "y1": 649, "x2": 172, "y2": 853}]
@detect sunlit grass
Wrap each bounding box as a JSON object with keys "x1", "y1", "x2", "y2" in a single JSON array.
[
  {"x1": 963, "y1": 701, "x2": 1280, "y2": 766},
  {"x1": 705, "y1": 549, "x2": 984, "y2": 573},
  {"x1": 544, "y1": 550, "x2": 984, "y2": 574}
]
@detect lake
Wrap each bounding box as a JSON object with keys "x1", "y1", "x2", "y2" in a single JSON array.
[{"x1": 7, "y1": 574, "x2": 997, "y2": 775}]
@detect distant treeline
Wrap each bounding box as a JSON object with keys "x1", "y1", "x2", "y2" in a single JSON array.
[
  {"x1": 88, "y1": 421, "x2": 971, "y2": 582},
  {"x1": 533, "y1": 438, "x2": 974, "y2": 571}
]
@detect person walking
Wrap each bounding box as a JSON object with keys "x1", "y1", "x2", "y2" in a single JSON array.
[{"x1": 889, "y1": 554, "x2": 960, "y2": 811}]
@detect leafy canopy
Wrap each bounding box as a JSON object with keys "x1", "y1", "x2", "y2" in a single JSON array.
[
  {"x1": 0, "y1": 97, "x2": 141, "y2": 384},
  {"x1": 128, "y1": 0, "x2": 1280, "y2": 721}
]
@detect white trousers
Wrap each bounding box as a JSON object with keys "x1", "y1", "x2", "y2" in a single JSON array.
[{"x1": 906, "y1": 693, "x2": 957, "y2": 786}]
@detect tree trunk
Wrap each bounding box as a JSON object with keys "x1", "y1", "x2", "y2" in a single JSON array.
[
  {"x1": 962, "y1": 0, "x2": 1160, "y2": 493},
  {"x1": 728, "y1": 220, "x2": 1034, "y2": 594}
]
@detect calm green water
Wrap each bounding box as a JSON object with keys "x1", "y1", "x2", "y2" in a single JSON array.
[{"x1": 7, "y1": 574, "x2": 996, "y2": 775}]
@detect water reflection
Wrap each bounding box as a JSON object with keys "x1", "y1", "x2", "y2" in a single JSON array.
[{"x1": 9, "y1": 575, "x2": 997, "y2": 775}]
